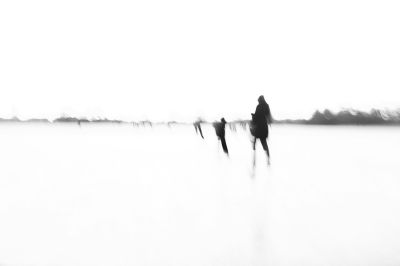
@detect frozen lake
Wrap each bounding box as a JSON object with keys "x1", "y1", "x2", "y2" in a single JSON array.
[{"x1": 0, "y1": 124, "x2": 399, "y2": 266}]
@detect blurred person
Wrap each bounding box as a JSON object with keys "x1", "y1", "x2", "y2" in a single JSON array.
[
  {"x1": 194, "y1": 119, "x2": 204, "y2": 139},
  {"x1": 250, "y1": 95, "x2": 272, "y2": 164},
  {"x1": 213, "y1": 117, "x2": 229, "y2": 155}
]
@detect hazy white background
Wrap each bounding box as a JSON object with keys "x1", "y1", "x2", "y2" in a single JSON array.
[
  {"x1": 1, "y1": 0, "x2": 400, "y2": 121},
  {"x1": 1, "y1": 1, "x2": 400, "y2": 265}
]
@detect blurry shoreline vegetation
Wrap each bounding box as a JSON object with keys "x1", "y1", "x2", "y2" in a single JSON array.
[
  {"x1": 0, "y1": 108, "x2": 400, "y2": 126},
  {"x1": 274, "y1": 108, "x2": 400, "y2": 125}
]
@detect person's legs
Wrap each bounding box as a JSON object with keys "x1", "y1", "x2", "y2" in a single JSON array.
[
  {"x1": 221, "y1": 137, "x2": 229, "y2": 154},
  {"x1": 260, "y1": 137, "x2": 270, "y2": 163},
  {"x1": 199, "y1": 126, "x2": 204, "y2": 139},
  {"x1": 252, "y1": 137, "x2": 257, "y2": 150}
]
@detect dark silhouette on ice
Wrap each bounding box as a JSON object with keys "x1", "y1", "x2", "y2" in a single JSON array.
[
  {"x1": 213, "y1": 117, "x2": 229, "y2": 155},
  {"x1": 194, "y1": 119, "x2": 204, "y2": 139},
  {"x1": 250, "y1": 95, "x2": 272, "y2": 165}
]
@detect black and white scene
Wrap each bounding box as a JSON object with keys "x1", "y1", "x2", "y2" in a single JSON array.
[{"x1": 1, "y1": 1, "x2": 400, "y2": 265}]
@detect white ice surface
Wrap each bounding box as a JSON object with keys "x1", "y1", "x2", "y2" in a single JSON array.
[{"x1": 0, "y1": 124, "x2": 399, "y2": 266}]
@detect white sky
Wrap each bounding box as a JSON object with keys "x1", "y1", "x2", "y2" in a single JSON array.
[{"x1": 1, "y1": 0, "x2": 399, "y2": 122}]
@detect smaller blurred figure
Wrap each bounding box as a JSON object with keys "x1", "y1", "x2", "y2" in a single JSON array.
[
  {"x1": 194, "y1": 119, "x2": 204, "y2": 139},
  {"x1": 213, "y1": 117, "x2": 229, "y2": 155}
]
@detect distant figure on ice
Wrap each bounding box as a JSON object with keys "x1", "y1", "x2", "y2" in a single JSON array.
[
  {"x1": 250, "y1": 95, "x2": 272, "y2": 165},
  {"x1": 213, "y1": 117, "x2": 229, "y2": 155},
  {"x1": 194, "y1": 119, "x2": 204, "y2": 139}
]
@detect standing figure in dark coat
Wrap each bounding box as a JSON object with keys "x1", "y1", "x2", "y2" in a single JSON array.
[
  {"x1": 250, "y1": 95, "x2": 272, "y2": 164},
  {"x1": 213, "y1": 118, "x2": 229, "y2": 155}
]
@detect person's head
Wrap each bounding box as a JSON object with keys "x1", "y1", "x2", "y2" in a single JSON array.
[
  {"x1": 221, "y1": 117, "x2": 226, "y2": 124},
  {"x1": 258, "y1": 95, "x2": 267, "y2": 105}
]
